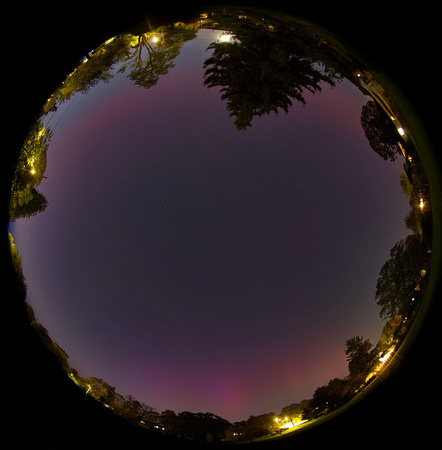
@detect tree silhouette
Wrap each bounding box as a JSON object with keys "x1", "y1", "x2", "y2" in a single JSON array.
[
  {"x1": 42, "y1": 24, "x2": 198, "y2": 116},
  {"x1": 345, "y1": 336, "x2": 373, "y2": 376},
  {"x1": 375, "y1": 234, "x2": 428, "y2": 320},
  {"x1": 159, "y1": 410, "x2": 230, "y2": 442},
  {"x1": 10, "y1": 188, "x2": 48, "y2": 220},
  {"x1": 118, "y1": 24, "x2": 197, "y2": 89},
  {"x1": 9, "y1": 122, "x2": 50, "y2": 221},
  {"x1": 280, "y1": 399, "x2": 311, "y2": 425},
  {"x1": 302, "y1": 378, "x2": 350, "y2": 419},
  {"x1": 123, "y1": 394, "x2": 160, "y2": 427},
  {"x1": 203, "y1": 18, "x2": 338, "y2": 130},
  {"x1": 44, "y1": 34, "x2": 133, "y2": 110},
  {"x1": 8, "y1": 233, "x2": 27, "y2": 294},
  {"x1": 360, "y1": 100, "x2": 402, "y2": 161},
  {"x1": 228, "y1": 413, "x2": 278, "y2": 442}
]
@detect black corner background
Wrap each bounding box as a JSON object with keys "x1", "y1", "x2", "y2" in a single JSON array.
[{"x1": 2, "y1": 2, "x2": 440, "y2": 449}]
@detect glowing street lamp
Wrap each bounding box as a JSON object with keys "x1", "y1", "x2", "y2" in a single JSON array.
[{"x1": 218, "y1": 32, "x2": 234, "y2": 43}]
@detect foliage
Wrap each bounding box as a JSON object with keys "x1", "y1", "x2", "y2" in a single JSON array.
[
  {"x1": 45, "y1": 34, "x2": 135, "y2": 108},
  {"x1": 360, "y1": 100, "x2": 403, "y2": 161},
  {"x1": 302, "y1": 378, "x2": 350, "y2": 419},
  {"x1": 376, "y1": 315, "x2": 404, "y2": 353},
  {"x1": 160, "y1": 410, "x2": 230, "y2": 442},
  {"x1": 280, "y1": 400, "x2": 310, "y2": 424},
  {"x1": 345, "y1": 336, "x2": 374, "y2": 376},
  {"x1": 25, "y1": 303, "x2": 71, "y2": 373},
  {"x1": 8, "y1": 233, "x2": 27, "y2": 293},
  {"x1": 118, "y1": 25, "x2": 197, "y2": 89},
  {"x1": 160, "y1": 410, "x2": 181, "y2": 435},
  {"x1": 42, "y1": 23, "x2": 198, "y2": 115},
  {"x1": 400, "y1": 172, "x2": 426, "y2": 237},
  {"x1": 375, "y1": 234, "x2": 429, "y2": 320},
  {"x1": 10, "y1": 188, "x2": 48, "y2": 220},
  {"x1": 78, "y1": 378, "x2": 161, "y2": 427},
  {"x1": 228, "y1": 413, "x2": 279, "y2": 442},
  {"x1": 203, "y1": 17, "x2": 339, "y2": 130},
  {"x1": 8, "y1": 9, "x2": 432, "y2": 437},
  {"x1": 82, "y1": 377, "x2": 120, "y2": 405},
  {"x1": 9, "y1": 121, "x2": 50, "y2": 221},
  {"x1": 123, "y1": 394, "x2": 160, "y2": 427}
]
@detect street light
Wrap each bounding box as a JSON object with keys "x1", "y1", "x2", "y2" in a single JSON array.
[{"x1": 219, "y1": 32, "x2": 234, "y2": 43}]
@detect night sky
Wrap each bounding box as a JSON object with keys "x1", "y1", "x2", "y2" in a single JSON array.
[{"x1": 10, "y1": 29, "x2": 410, "y2": 422}]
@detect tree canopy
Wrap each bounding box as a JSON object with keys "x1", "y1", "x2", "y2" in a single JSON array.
[
  {"x1": 375, "y1": 234, "x2": 428, "y2": 320},
  {"x1": 302, "y1": 378, "x2": 350, "y2": 420},
  {"x1": 203, "y1": 17, "x2": 339, "y2": 130},
  {"x1": 160, "y1": 410, "x2": 230, "y2": 442},
  {"x1": 9, "y1": 122, "x2": 50, "y2": 221},
  {"x1": 345, "y1": 336, "x2": 374, "y2": 376},
  {"x1": 360, "y1": 100, "x2": 403, "y2": 161},
  {"x1": 228, "y1": 413, "x2": 279, "y2": 442}
]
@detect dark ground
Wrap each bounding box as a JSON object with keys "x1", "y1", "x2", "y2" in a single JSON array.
[{"x1": 2, "y1": 2, "x2": 440, "y2": 449}]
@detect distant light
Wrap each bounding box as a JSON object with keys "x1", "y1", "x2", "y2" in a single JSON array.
[
  {"x1": 379, "y1": 347, "x2": 395, "y2": 363},
  {"x1": 293, "y1": 420, "x2": 308, "y2": 427},
  {"x1": 219, "y1": 33, "x2": 234, "y2": 43},
  {"x1": 152, "y1": 35, "x2": 160, "y2": 43},
  {"x1": 398, "y1": 127, "x2": 405, "y2": 136},
  {"x1": 420, "y1": 198, "x2": 425, "y2": 209}
]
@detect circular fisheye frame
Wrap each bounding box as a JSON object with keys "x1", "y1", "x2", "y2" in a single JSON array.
[{"x1": 7, "y1": 5, "x2": 434, "y2": 446}]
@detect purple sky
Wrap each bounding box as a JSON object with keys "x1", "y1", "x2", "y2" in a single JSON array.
[{"x1": 10, "y1": 29, "x2": 410, "y2": 422}]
